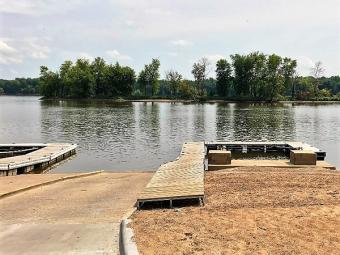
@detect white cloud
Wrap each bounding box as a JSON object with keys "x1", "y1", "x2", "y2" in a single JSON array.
[
  {"x1": 0, "y1": 40, "x2": 22, "y2": 64},
  {"x1": 171, "y1": 40, "x2": 192, "y2": 47},
  {"x1": 125, "y1": 20, "x2": 136, "y2": 28},
  {"x1": 206, "y1": 54, "x2": 225, "y2": 63},
  {"x1": 1, "y1": 0, "x2": 339, "y2": 78},
  {"x1": 0, "y1": 40, "x2": 16, "y2": 54},
  {"x1": 167, "y1": 52, "x2": 178, "y2": 57},
  {"x1": 22, "y1": 39, "x2": 50, "y2": 59},
  {"x1": 0, "y1": 0, "x2": 83, "y2": 15},
  {"x1": 106, "y1": 50, "x2": 131, "y2": 61},
  {"x1": 0, "y1": 38, "x2": 50, "y2": 65},
  {"x1": 78, "y1": 52, "x2": 94, "y2": 61}
]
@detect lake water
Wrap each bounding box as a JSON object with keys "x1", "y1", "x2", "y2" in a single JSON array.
[{"x1": 0, "y1": 96, "x2": 339, "y2": 172}]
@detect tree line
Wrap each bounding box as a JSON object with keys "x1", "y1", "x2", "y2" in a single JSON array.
[
  {"x1": 1, "y1": 52, "x2": 339, "y2": 101},
  {"x1": 0, "y1": 78, "x2": 39, "y2": 95}
]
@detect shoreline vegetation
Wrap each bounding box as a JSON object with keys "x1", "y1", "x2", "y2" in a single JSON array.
[
  {"x1": 1, "y1": 52, "x2": 340, "y2": 102},
  {"x1": 37, "y1": 97, "x2": 340, "y2": 103}
]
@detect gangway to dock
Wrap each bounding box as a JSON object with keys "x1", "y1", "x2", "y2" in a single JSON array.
[{"x1": 137, "y1": 142, "x2": 205, "y2": 209}]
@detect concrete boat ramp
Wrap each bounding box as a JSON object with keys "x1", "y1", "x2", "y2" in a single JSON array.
[{"x1": 0, "y1": 171, "x2": 153, "y2": 254}]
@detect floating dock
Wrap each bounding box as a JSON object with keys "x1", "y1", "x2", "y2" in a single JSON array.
[
  {"x1": 0, "y1": 143, "x2": 77, "y2": 176},
  {"x1": 205, "y1": 141, "x2": 326, "y2": 160},
  {"x1": 137, "y1": 142, "x2": 205, "y2": 209},
  {"x1": 205, "y1": 141, "x2": 335, "y2": 170},
  {"x1": 137, "y1": 141, "x2": 335, "y2": 209}
]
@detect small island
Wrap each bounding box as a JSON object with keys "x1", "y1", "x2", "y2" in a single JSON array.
[{"x1": 1, "y1": 53, "x2": 339, "y2": 102}]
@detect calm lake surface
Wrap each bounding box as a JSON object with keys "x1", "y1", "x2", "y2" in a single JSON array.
[{"x1": 0, "y1": 96, "x2": 339, "y2": 171}]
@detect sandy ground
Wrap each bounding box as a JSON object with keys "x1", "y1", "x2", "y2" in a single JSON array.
[
  {"x1": 132, "y1": 167, "x2": 340, "y2": 255},
  {"x1": 0, "y1": 172, "x2": 152, "y2": 255}
]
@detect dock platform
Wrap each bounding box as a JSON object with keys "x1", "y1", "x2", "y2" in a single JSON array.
[
  {"x1": 205, "y1": 141, "x2": 335, "y2": 170},
  {"x1": 137, "y1": 142, "x2": 205, "y2": 209},
  {"x1": 205, "y1": 141, "x2": 327, "y2": 160},
  {"x1": 0, "y1": 143, "x2": 77, "y2": 176}
]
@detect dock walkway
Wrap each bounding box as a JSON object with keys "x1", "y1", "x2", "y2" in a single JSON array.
[
  {"x1": 0, "y1": 143, "x2": 77, "y2": 176},
  {"x1": 137, "y1": 142, "x2": 205, "y2": 208}
]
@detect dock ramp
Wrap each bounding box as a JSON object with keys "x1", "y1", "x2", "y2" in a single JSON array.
[{"x1": 137, "y1": 142, "x2": 205, "y2": 209}]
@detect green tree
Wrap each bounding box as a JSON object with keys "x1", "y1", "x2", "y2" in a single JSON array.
[
  {"x1": 91, "y1": 57, "x2": 106, "y2": 97},
  {"x1": 137, "y1": 59, "x2": 160, "y2": 96},
  {"x1": 178, "y1": 80, "x2": 196, "y2": 99},
  {"x1": 104, "y1": 63, "x2": 135, "y2": 96},
  {"x1": 281, "y1": 58, "x2": 297, "y2": 99},
  {"x1": 39, "y1": 66, "x2": 60, "y2": 97},
  {"x1": 293, "y1": 76, "x2": 314, "y2": 100},
  {"x1": 250, "y1": 52, "x2": 266, "y2": 98},
  {"x1": 165, "y1": 70, "x2": 182, "y2": 97},
  {"x1": 310, "y1": 61, "x2": 325, "y2": 97},
  {"x1": 59, "y1": 60, "x2": 73, "y2": 97},
  {"x1": 265, "y1": 54, "x2": 283, "y2": 101},
  {"x1": 216, "y1": 59, "x2": 232, "y2": 97},
  {"x1": 192, "y1": 57, "x2": 210, "y2": 96},
  {"x1": 68, "y1": 59, "x2": 95, "y2": 98},
  {"x1": 230, "y1": 54, "x2": 253, "y2": 97}
]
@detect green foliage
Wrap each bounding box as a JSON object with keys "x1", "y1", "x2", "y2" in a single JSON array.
[
  {"x1": 293, "y1": 77, "x2": 314, "y2": 100},
  {"x1": 178, "y1": 80, "x2": 196, "y2": 99},
  {"x1": 68, "y1": 59, "x2": 95, "y2": 98},
  {"x1": 38, "y1": 57, "x2": 135, "y2": 98},
  {"x1": 230, "y1": 52, "x2": 298, "y2": 101},
  {"x1": 0, "y1": 78, "x2": 39, "y2": 95},
  {"x1": 39, "y1": 66, "x2": 60, "y2": 97},
  {"x1": 3, "y1": 52, "x2": 338, "y2": 101},
  {"x1": 165, "y1": 70, "x2": 182, "y2": 97},
  {"x1": 192, "y1": 57, "x2": 210, "y2": 96},
  {"x1": 319, "y1": 88, "x2": 332, "y2": 98},
  {"x1": 216, "y1": 59, "x2": 232, "y2": 97},
  {"x1": 137, "y1": 59, "x2": 160, "y2": 96}
]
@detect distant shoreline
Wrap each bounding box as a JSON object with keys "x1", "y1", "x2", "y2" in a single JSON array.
[{"x1": 1, "y1": 95, "x2": 340, "y2": 103}]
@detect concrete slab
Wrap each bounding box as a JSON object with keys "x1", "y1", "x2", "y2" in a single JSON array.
[
  {"x1": 0, "y1": 172, "x2": 153, "y2": 254},
  {"x1": 0, "y1": 173, "x2": 94, "y2": 197},
  {"x1": 0, "y1": 223, "x2": 119, "y2": 255}
]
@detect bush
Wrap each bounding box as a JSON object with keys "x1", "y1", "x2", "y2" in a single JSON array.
[{"x1": 132, "y1": 89, "x2": 142, "y2": 97}]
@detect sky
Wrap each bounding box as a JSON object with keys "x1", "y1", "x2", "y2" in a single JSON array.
[{"x1": 0, "y1": 0, "x2": 339, "y2": 80}]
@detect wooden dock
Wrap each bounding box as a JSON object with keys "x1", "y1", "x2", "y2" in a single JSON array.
[
  {"x1": 137, "y1": 142, "x2": 205, "y2": 209},
  {"x1": 0, "y1": 143, "x2": 77, "y2": 176}
]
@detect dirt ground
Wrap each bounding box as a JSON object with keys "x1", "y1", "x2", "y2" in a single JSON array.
[{"x1": 131, "y1": 167, "x2": 340, "y2": 255}]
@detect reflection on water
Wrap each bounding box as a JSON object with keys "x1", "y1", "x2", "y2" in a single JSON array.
[{"x1": 0, "y1": 96, "x2": 339, "y2": 171}]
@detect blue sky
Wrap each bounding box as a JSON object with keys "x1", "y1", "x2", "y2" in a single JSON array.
[{"x1": 0, "y1": 0, "x2": 339, "y2": 79}]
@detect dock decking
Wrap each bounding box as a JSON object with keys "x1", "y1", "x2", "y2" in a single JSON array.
[
  {"x1": 0, "y1": 143, "x2": 77, "y2": 176},
  {"x1": 137, "y1": 142, "x2": 205, "y2": 209}
]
